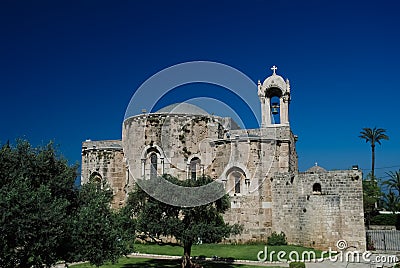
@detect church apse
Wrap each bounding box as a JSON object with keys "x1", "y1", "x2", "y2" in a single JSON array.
[{"x1": 81, "y1": 65, "x2": 365, "y2": 250}]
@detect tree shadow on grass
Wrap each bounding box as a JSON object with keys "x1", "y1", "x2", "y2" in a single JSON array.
[
  {"x1": 121, "y1": 258, "x2": 178, "y2": 267},
  {"x1": 121, "y1": 259, "x2": 237, "y2": 268}
]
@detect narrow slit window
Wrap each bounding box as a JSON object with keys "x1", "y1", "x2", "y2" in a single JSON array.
[
  {"x1": 235, "y1": 175, "x2": 241, "y2": 194},
  {"x1": 150, "y1": 153, "x2": 157, "y2": 179}
]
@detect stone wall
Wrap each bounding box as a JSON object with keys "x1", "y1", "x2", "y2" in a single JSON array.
[
  {"x1": 271, "y1": 170, "x2": 366, "y2": 251},
  {"x1": 81, "y1": 140, "x2": 127, "y2": 208},
  {"x1": 122, "y1": 113, "x2": 224, "y2": 182},
  {"x1": 121, "y1": 114, "x2": 292, "y2": 241},
  {"x1": 81, "y1": 114, "x2": 365, "y2": 251}
]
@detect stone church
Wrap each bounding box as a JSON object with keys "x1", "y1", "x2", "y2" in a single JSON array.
[{"x1": 81, "y1": 66, "x2": 366, "y2": 250}]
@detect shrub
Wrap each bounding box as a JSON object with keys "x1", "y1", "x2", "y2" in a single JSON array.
[
  {"x1": 370, "y1": 214, "x2": 397, "y2": 226},
  {"x1": 289, "y1": 262, "x2": 306, "y2": 268},
  {"x1": 267, "y1": 231, "x2": 287, "y2": 246}
]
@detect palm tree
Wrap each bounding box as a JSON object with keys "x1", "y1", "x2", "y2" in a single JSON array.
[
  {"x1": 383, "y1": 170, "x2": 400, "y2": 195},
  {"x1": 382, "y1": 191, "x2": 399, "y2": 213},
  {"x1": 359, "y1": 127, "x2": 389, "y2": 178}
]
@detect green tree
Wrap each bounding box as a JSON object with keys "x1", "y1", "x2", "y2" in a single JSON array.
[
  {"x1": 0, "y1": 140, "x2": 135, "y2": 268},
  {"x1": 383, "y1": 169, "x2": 400, "y2": 195},
  {"x1": 362, "y1": 175, "x2": 382, "y2": 228},
  {"x1": 126, "y1": 175, "x2": 242, "y2": 268},
  {"x1": 359, "y1": 127, "x2": 389, "y2": 178},
  {"x1": 381, "y1": 191, "x2": 400, "y2": 214},
  {"x1": 63, "y1": 182, "x2": 136, "y2": 267},
  {"x1": 381, "y1": 170, "x2": 400, "y2": 216},
  {"x1": 0, "y1": 140, "x2": 78, "y2": 268}
]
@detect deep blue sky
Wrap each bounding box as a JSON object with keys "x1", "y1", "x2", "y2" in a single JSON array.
[{"x1": 1, "y1": 0, "x2": 399, "y2": 180}]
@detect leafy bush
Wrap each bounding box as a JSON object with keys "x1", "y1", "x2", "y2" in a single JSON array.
[
  {"x1": 370, "y1": 214, "x2": 397, "y2": 226},
  {"x1": 289, "y1": 262, "x2": 306, "y2": 268},
  {"x1": 267, "y1": 231, "x2": 287, "y2": 246}
]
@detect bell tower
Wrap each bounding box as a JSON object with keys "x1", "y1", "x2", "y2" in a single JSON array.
[{"x1": 258, "y1": 65, "x2": 291, "y2": 127}]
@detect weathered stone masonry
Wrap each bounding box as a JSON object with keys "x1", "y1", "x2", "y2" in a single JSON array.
[
  {"x1": 81, "y1": 66, "x2": 366, "y2": 250},
  {"x1": 81, "y1": 140, "x2": 127, "y2": 208},
  {"x1": 272, "y1": 169, "x2": 364, "y2": 250}
]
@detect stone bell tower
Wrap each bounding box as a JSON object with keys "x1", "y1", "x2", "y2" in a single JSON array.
[{"x1": 258, "y1": 65, "x2": 291, "y2": 127}]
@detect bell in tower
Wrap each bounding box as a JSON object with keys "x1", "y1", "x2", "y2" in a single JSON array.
[
  {"x1": 257, "y1": 65, "x2": 291, "y2": 127},
  {"x1": 271, "y1": 102, "x2": 280, "y2": 115}
]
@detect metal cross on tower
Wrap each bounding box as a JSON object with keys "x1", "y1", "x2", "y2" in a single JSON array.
[{"x1": 271, "y1": 65, "x2": 277, "y2": 75}]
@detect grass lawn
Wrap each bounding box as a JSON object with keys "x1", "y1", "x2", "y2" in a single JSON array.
[
  {"x1": 71, "y1": 257, "x2": 285, "y2": 268},
  {"x1": 71, "y1": 243, "x2": 320, "y2": 267},
  {"x1": 134, "y1": 243, "x2": 322, "y2": 262}
]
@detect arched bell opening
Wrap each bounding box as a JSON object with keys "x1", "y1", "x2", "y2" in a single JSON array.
[
  {"x1": 270, "y1": 96, "x2": 281, "y2": 124},
  {"x1": 265, "y1": 87, "x2": 283, "y2": 125},
  {"x1": 259, "y1": 67, "x2": 291, "y2": 127}
]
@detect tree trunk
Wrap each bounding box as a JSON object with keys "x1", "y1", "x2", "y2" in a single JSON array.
[
  {"x1": 371, "y1": 144, "x2": 375, "y2": 178},
  {"x1": 182, "y1": 242, "x2": 193, "y2": 268}
]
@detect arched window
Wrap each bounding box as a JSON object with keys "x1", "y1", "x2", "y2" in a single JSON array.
[
  {"x1": 89, "y1": 172, "x2": 102, "y2": 190},
  {"x1": 141, "y1": 145, "x2": 164, "y2": 179},
  {"x1": 225, "y1": 167, "x2": 246, "y2": 195},
  {"x1": 190, "y1": 157, "x2": 201, "y2": 180},
  {"x1": 313, "y1": 183, "x2": 322, "y2": 194},
  {"x1": 150, "y1": 153, "x2": 157, "y2": 179}
]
